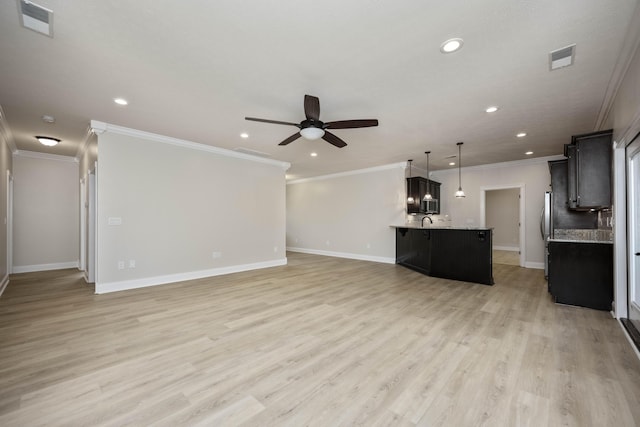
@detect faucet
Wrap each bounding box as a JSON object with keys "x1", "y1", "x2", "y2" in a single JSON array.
[{"x1": 421, "y1": 215, "x2": 433, "y2": 227}]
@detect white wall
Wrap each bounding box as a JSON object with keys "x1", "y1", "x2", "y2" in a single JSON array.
[
  {"x1": 94, "y1": 123, "x2": 289, "y2": 293},
  {"x1": 12, "y1": 152, "x2": 79, "y2": 273},
  {"x1": 602, "y1": 2, "x2": 640, "y2": 319},
  {"x1": 286, "y1": 163, "x2": 406, "y2": 263},
  {"x1": 486, "y1": 188, "x2": 520, "y2": 250},
  {"x1": 431, "y1": 157, "x2": 562, "y2": 268}
]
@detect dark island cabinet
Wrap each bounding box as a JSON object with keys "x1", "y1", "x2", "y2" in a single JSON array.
[
  {"x1": 407, "y1": 177, "x2": 441, "y2": 214},
  {"x1": 548, "y1": 241, "x2": 613, "y2": 311},
  {"x1": 565, "y1": 130, "x2": 613, "y2": 210},
  {"x1": 395, "y1": 228, "x2": 493, "y2": 285}
]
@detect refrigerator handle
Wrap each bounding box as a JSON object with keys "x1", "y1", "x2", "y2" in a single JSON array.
[{"x1": 540, "y1": 207, "x2": 545, "y2": 240}]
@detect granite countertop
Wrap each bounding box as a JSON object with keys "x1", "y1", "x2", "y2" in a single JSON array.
[
  {"x1": 390, "y1": 224, "x2": 491, "y2": 230},
  {"x1": 548, "y1": 237, "x2": 613, "y2": 244}
]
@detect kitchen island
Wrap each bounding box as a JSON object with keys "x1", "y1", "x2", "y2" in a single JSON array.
[{"x1": 392, "y1": 225, "x2": 493, "y2": 285}]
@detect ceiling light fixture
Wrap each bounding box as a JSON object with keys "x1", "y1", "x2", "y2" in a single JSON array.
[
  {"x1": 525, "y1": 151, "x2": 533, "y2": 155},
  {"x1": 455, "y1": 142, "x2": 465, "y2": 198},
  {"x1": 407, "y1": 159, "x2": 415, "y2": 204},
  {"x1": 300, "y1": 127, "x2": 325, "y2": 140},
  {"x1": 485, "y1": 106, "x2": 499, "y2": 113},
  {"x1": 41, "y1": 115, "x2": 55, "y2": 123},
  {"x1": 310, "y1": 152, "x2": 318, "y2": 157},
  {"x1": 449, "y1": 162, "x2": 456, "y2": 166},
  {"x1": 517, "y1": 132, "x2": 527, "y2": 138},
  {"x1": 440, "y1": 38, "x2": 464, "y2": 53},
  {"x1": 240, "y1": 132, "x2": 249, "y2": 138},
  {"x1": 423, "y1": 151, "x2": 432, "y2": 201},
  {"x1": 36, "y1": 136, "x2": 60, "y2": 146},
  {"x1": 114, "y1": 98, "x2": 128, "y2": 106}
]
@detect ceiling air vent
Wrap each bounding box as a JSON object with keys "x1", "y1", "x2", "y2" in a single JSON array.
[
  {"x1": 549, "y1": 44, "x2": 575, "y2": 70},
  {"x1": 17, "y1": 0, "x2": 53, "y2": 37}
]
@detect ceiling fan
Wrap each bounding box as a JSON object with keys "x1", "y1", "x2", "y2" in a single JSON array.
[{"x1": 245, "y1": 95, "x2": 378, "y2": 148}]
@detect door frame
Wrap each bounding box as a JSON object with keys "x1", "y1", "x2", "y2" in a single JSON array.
[
  {"x1": 6, "y1": 170, "x2": 13, "y2": 275},
  {"x1": 480, "y1": 184, "x2": 526, "y2": 267}
]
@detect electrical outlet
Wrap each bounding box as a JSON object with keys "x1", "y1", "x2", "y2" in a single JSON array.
[
  {"x1": 273, "y1": 246, "x2": 278, "y2": 253},
  {"x1": 117, "y1": 261, "x2": 125, "y2": 270},
  {"x1": 129, "y1": 260, "x2": 136, "y2": 268},
  {"x1": 212, "y1": 251, "x2": 222, "y2": 259}
]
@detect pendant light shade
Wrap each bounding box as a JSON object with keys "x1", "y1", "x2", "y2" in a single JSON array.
[
  {"x1": 407, "y1": 159, "x2": 415, "y2": 204},
  {"x1": 423, "y1": 151, "x2": 432, "y2": 200},
  {"x1": 455, "y1": 142, "x2": 466, "y2": 198}
]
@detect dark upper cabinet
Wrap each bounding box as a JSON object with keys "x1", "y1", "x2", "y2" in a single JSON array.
[
  {"x1": 407, "y1": 177, "x2": 441, "y2": 214},
  {"x1": 548, "y1": 160, "x2": 597, "y2": 229},
  {"x1": 565, "y1": 130, "x2": 613, "y2": 210}
]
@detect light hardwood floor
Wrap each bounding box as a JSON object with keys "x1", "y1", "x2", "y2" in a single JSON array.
[
  {"x1": 493, "y1": 250, "x2": 520, "y2": 266},
  {"x1": 1, "y1": 252, "x2": 639, "y2": 426}
]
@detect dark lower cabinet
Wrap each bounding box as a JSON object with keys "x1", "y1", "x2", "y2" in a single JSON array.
[
  {"x1": 396, "y1": 228, "x2": 493, "y2": 285},
  {"x1": 395, "y1": 228, "x2": 431, "y2": 275},
  {"x1": 548, "y1": 241, "x2": 613, "y2": 311}
]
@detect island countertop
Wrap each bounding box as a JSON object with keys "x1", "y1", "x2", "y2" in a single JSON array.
[{"x1": 390, "y1": 224, "x2": 492, "y2": 231}]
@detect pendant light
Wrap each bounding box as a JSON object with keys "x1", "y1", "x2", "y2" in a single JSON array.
[
  {"x1": 455, "y1": 142, "x2": 466, "y2": 198},
  {"x1": 423, "y1": 151, "x2": 432, "y2": 200},
  {"x1": 407, "y1": 159, "x2": 415, "y2": 204}
]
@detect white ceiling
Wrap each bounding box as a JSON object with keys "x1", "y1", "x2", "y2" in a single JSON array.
[{"x1": 0, "y1": 0, "x2": 638, "y2": 179}]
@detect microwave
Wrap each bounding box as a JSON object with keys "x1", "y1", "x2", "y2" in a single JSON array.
[{"x1": 421, "y1": 198, "x2": 439, "y2": 214}]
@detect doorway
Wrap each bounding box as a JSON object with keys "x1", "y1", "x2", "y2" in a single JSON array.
[
  {"x1": 624, "y1": 135, "x2": 640, "y2": 342},
  {"x1": 481, "y1": 185, "x2": 525, "y2": 267}
]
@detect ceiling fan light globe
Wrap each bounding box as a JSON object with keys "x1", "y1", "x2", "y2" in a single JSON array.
[{"x1": 300, "y1": 127, "x2": 325, "y2": 140}]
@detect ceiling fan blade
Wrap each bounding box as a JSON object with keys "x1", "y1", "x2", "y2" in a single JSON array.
[
  {"x1": 325, "y1": 119, "x2": 379, "y2": 129},
  {"x1": 278, "y1": 133, "x2": 302, "y2": 146},
  {"x1": 245, "y1": 117, "x2": 300, "y2": 127},
  {"x1": 304, "y1": 95, "x2": 320, "y2": 121},
  {"x1": 322, "y1": 131, "x2": 347, "y2": 148}
]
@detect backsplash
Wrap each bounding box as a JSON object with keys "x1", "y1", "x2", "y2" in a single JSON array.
[
  {"x1": 554, "y1": 228, "x2": 613, "y2": 242},
  {"x1": 406, "y1": 214, "x2": 452, "y2": 227}
]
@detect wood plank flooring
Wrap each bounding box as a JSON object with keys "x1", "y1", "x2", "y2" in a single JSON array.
[{"x1": 1, "y1": 252, "x2": 639, "y2": 426}]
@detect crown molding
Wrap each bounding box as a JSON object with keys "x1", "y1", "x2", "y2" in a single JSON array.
[
  {"x1": 74, "y1": 125, "x2": 96, "y2": 160},
  {"x1": 287, "y1": 162, "x2": 405, "y2": 185},
  {"x1": 14, "y1": 150, "x2": 79, "y2": 163},
  {"x1": 595, "y1": 1, "x2": 640, "y2": 130},
  {"x1": 90, "y1": 120, "x2": 291, "y2": 171},
  {"x1": 0, "y1": 105, "x2": 18, "y2": 153}
]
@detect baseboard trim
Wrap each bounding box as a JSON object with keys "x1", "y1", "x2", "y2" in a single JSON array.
[
  {"x1": 13, "y1": 261, "x2": 79, "y2": 274},
  {"x1": 287, "y1": 247, "x2": 395, "y2": 264},
  {"x1": 493, "y1": 246, "x2": 519, "y2": 252},
  {"x1": 95, "y1": 258, "x2": 288, "y2": 294},
  {"x1": 0, "y1": 274, "x2": 9, "y2": 297},
  {"x1": 524, "y1": 261, "x2": 545, "y2": 270}
]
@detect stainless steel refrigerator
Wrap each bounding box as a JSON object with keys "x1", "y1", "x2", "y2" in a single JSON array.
[{"x1": 540, "y1": 191, "x2": 552, "y2": 278}]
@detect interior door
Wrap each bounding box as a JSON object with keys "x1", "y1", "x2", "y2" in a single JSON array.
[{"x1": 627, "y1": 135, "x2": 640, "y2": 332}]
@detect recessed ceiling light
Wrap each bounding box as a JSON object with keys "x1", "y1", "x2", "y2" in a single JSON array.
[
  {"x1": 41, "y1": 115, "x2": 55, "y2": 123},
  {"x1": 525, "y1": 151, "x2": 533, "y2": 155},
  {"x1": 440, "y1": 38, "x2": 464, "y2": 53},
  {"x1": 449, "y1": 162, "x2": 456, "y2": 166},
  {"x1": 114, "y1": 98, "x2": 128, "y2": 106},
  {"x1": 240, "y1": 132, "x2": 249, "y2": 138},
  {"x1": 517, "y1": 132, "x2": 527, "y2": 138},
  {"x1": 36, "y1": 136, "x2": 60, "y2": 146},
  {"x1": 310, "y1": 152, "x2": 318, "y2": 157},
  {"x1": 485, "y1": 106, "x2": 499, "y2": 113}
]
